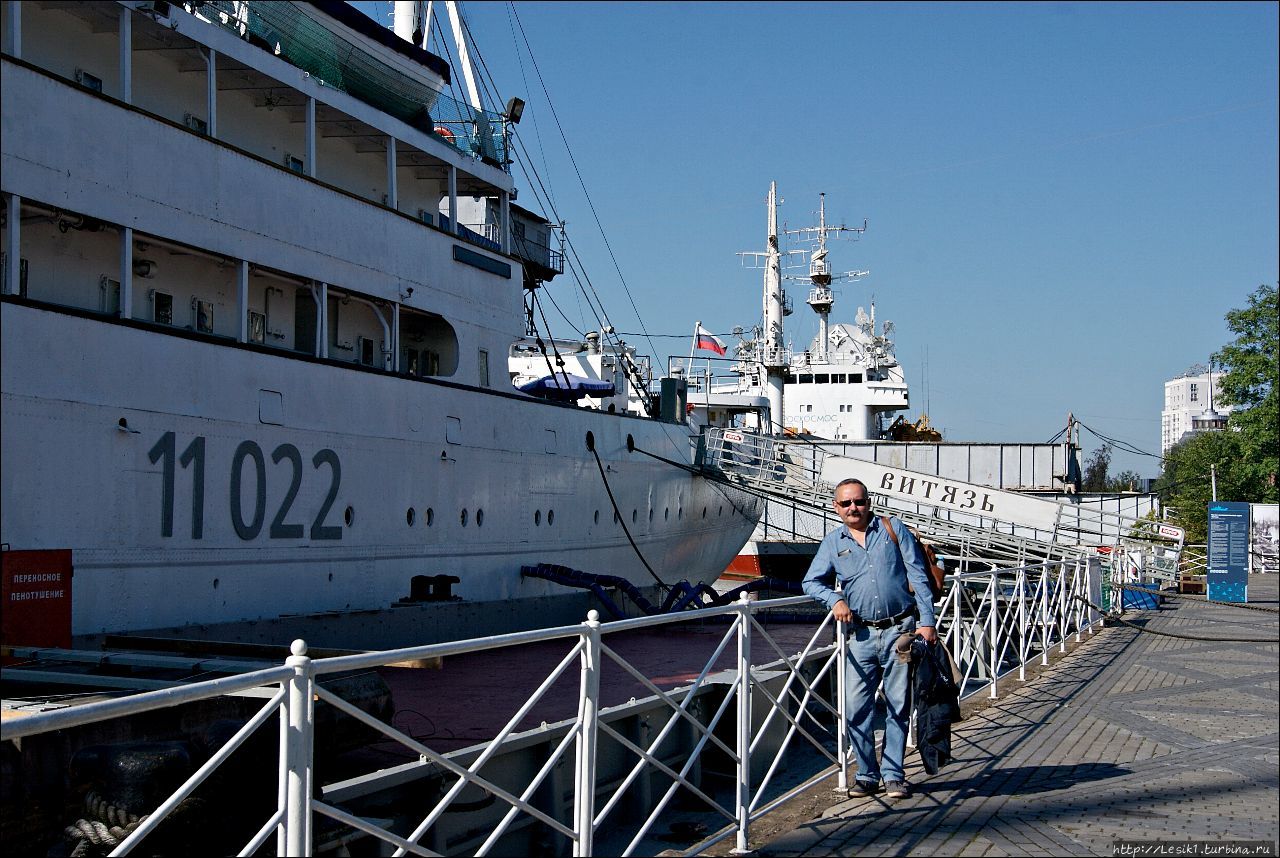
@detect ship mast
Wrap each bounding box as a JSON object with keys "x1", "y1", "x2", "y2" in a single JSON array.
[
  {"x1": 787, "y1": 193, "x2": 867, "y2": 364},
  {"x1": 762, "y1": 183, "x2": 786, "y2": 433}
]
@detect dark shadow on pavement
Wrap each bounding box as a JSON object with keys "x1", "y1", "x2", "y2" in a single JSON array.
[{"x1": 924, "y1": 762, "x2": 1133, "y2": 797}]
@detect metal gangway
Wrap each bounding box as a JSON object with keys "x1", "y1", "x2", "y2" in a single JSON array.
[{"x1": 700, "y1": 427, "x2": 1185, "y2": 573}]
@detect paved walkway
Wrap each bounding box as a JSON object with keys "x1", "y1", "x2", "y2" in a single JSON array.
[{"x1": 756, "y1": 575, "x2": 1279, "y2": 856}]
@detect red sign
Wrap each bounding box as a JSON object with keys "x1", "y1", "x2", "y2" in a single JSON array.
[{"x1": 2, "y1": 549, "x2": 73, "y2": 650}]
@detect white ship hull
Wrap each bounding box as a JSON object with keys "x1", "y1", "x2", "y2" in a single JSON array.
[{"x1": 2, "y1": 302, "x2": 759, "y2": 637}]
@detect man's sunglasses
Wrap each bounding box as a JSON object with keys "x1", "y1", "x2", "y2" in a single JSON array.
[{"x1": 836, "y1": 497, "x2": 871, "y2": 509}]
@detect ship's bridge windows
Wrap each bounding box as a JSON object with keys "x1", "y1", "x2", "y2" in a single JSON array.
[
  {"x1": 834, "y1": 374, "x2": 846, "y2": 384},
  {"x1": 815, "y1": 374, "x2": 829, "y2": 384},
  {"x1": 799, "y1": 374, "x2": 813, "y2": 384},
  {"x1": 850, "y1": 373, "x2": 863, "y2": 383}
]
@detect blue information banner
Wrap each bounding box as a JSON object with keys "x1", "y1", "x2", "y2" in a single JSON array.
[{"x1": 1207, "y1": 501, "x2": 1249, "y2": 603}]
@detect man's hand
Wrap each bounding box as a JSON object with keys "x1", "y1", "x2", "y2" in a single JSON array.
[
  {"x1": 832, "y1": 599, "x2": 853, "y2": 623},
  {"x1": 917, "y1": 625, "x2": 938, "y2": 643}
]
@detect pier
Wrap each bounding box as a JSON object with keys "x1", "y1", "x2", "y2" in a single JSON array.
[{"x1": 719, "y1": 575, "x2": 1279, "y2": 857}]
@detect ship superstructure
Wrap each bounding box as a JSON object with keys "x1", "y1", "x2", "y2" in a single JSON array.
[
  {"x1": 688, "y1": 187, "x2": 909, "y2": 441},
  {"x1": 0, "y1": 1, "x2": 761, "y2": 646}
]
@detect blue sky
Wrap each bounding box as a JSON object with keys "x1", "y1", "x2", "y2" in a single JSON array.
[{"x1": 358, "y1": 2, "x2": 1278, "y2": 478}]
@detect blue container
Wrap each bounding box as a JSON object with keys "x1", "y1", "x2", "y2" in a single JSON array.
[{"x1": 1123, "y1": 582, "x2": 1161, "y2": 610}]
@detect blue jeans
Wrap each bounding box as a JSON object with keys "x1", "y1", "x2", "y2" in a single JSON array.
[{"x1": 845, "y1": 617, "x2": 915, "y2": 784}]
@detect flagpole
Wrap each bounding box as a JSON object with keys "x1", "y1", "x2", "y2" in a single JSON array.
[{"x1": 689, "y1": 320, "x2": 700, "y2": 372}]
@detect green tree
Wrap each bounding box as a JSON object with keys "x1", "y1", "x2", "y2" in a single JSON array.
[
  {"x1": 1082, "y1": 444, "x2": 1112, "y2": 492},
  {"x1": 1213, "y1": 283, "x2": 1279, "y2": 499},
  {"x1": 1156, "y1": 430, "x2": 1251, "y2": 542},
  {"x1": 1109, "y1": 469, "x2": 1143, "y2": 492}
]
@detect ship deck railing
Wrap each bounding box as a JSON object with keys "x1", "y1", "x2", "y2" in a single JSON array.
[{"x1": 3, "y1": 557, "x2": 1106, "y2": 856}]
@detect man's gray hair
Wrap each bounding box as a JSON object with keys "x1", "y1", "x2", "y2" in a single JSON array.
[{"x1": 835, "y1": 477, "x2": 867, "y2": 494}]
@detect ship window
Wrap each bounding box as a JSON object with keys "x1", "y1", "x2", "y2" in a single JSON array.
[
  {"x1": 184, "y1": 113, "x2": 209, "y2": 135},
  {"x1": 835, "y1": 374, "x2": 846, "y2": 384},
  {"x1": 248, "y1": 311, "x2": 266, "y2": 344},
  {"x1": 799, "y1": 374, "x2": 813, "y2": 384},
  {"x1": 284, "y1": 153, "x2": 305, "y2": 174},
  {"x1": 194, "y1": 299, "x2": 214, "y2": 333},
  {"x1": 478, "y1": 349, "x2": 490, "y2": 387},
  {"x1": 153, "y1": 291, "x2": 174, "y2": 325},
  {"x1": 815, "y1": 374, "x2": 829, "y2": 384},
  {"x1": 850, "y1": 373, "x2": 863, "y2": 383}
]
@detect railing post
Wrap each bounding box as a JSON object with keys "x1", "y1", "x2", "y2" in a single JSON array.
[
  {"x1": 573, "y1": 611, "x2": 602, "y2": 857},
  {"x1": 1016, "y1": 567, "x2": 1028, "y2": 681},
  {"x1": 1072, "y1": 560, "x2": 1084, "y2": 642},
  {"x1": 732, "y1": 593, "x2": 753, "y2": 855},
  {"x1": 835, "y1": 617, "x2": 848, "y2": 792},
  {"x1": 987, "y1": 575, "x2": 999, "y2": 699},
  {"x1": 279, "y1": 639, "x2": 315, "y2": 857},
  {"x1": 1039, "y1": 564, "x2": 1050, "y2": 666},
  {"x1": 1057, "y1": 561, "x2": 1069, "y2": 653}
]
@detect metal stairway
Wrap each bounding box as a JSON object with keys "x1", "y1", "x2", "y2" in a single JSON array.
[{"x1": 700, "y1": 428, "x2": 1182, "y2": 572}]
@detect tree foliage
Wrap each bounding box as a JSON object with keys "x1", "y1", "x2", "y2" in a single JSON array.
[
  {"x1": 1158, "y1": 284, "x2": 1279, "y2": 541},
  {"x1": 1082, "y1": 445, "x2": 1112, "y2": 492},
  {"x1": 1214, "y1": 283, "x2": 1279, "y2": 496}
]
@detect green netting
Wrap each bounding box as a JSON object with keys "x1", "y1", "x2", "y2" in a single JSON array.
[{"x1": 199, "y1": 1, "x2": 507, "y2": 165}]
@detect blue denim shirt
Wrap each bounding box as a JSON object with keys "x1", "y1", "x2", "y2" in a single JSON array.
[{"x1": 802, "y1": 515, "x2": 937, "y2": 627}]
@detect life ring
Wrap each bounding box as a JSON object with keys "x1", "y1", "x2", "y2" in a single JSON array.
[{"x1": 434, "y1": 126, "x2": 455, "y2": 143}]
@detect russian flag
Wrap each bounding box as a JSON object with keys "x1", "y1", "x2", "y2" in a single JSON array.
[{"x1": 696, "y1": 324, "x2": 727, "y2": 356}]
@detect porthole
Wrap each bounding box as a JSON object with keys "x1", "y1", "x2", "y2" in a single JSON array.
[
  {"x1": 702, "y1": 507, "x2": 707, "y2": 519},
  {"x1": 344, "y1": 506, "x2": 355, "y2": 527},
  {"x1": 476, "y1": 509, "x2": 484, "y2": 527},
  {"x1": 535, "y1": 509, "x2": 541, "y2": 526},
  {"x1": 212, "y1": 578, "x2": 219, "y2": 589},
  {"x1": 426, "y1": 507, "x2": 435, "y2": 527},
  {"x1": 461, "y1": 508, "x2": 468, "y2": 526},
  {"x1": 632, "y1": 509, "x2": 638, "y2": 523},
  {"x1": 664, "y1": 507, "x2": 669, "y2": 521},
  {"x1": 594, "y1": 510, "x2": 600, "y2": 525},
  {"x1": 327, "y1": 572, "x2": 333, "y2": 582},
  {"x1": 678, "y1": 507, "x2": 683, "y2": 520},
  {"x1": 548, "y1": 510, "x2": 555, "y2": 526},
  {"x1": 649, "y1": 509, "x2": 654, "y2": 522},
  {"x1": 718, "y1": 506, "x2": 723, "y2": 517},
  {"x1": 406, "y1": 507, "x2": 416, "y2": 526}
]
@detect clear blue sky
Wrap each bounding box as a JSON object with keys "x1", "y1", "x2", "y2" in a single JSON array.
[{"x1": 358, "y1": 2, "x2": 1278, "y2": 479}]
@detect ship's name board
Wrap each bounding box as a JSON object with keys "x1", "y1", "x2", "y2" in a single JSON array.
[
  {"x1": 876, "y1": 471, "x2": 997, "y2": 512},
  {"x1": 821, "y1": 459, "x2": 1065, "y2": 531}
]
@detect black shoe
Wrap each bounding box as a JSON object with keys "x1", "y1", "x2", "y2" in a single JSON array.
[
  {"x1": 884, "y1": 780, "x2": 911, "y2": 799},
  {"x1": 847, "y1": 779, "x2": 881, "y2": 797}
]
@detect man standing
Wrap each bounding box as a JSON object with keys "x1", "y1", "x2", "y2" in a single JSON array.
[{"x1": 802, "y1": 478, "x2": 938, "y2": 799}]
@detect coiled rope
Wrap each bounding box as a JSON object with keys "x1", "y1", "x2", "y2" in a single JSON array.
[{"x1": 64, "y1": 791, "x2": 146, "y2": 856}]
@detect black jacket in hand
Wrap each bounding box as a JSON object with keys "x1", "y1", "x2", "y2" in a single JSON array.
[{"x1": 910, "y1": 638, "x2": 962, "y2": 775}]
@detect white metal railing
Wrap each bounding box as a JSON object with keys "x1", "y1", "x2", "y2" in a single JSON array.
[{"x1": 4, "y1": 559, "x2": 1100, "y2": 856}]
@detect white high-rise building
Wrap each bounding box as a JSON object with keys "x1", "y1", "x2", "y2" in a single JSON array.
[{"x1": 1161, "y1": 369, "x2": 1231, "y2": 456}]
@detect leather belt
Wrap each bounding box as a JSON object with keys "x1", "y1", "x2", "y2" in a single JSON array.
[{"x1": 852, "y1": 607, "x2": 917, "y2": 630}]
